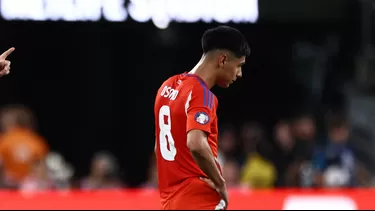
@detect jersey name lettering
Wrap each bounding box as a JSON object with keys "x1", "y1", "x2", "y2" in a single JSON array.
[{"x1": 160, "y1": 86, "x2": 179, "y2": 101}]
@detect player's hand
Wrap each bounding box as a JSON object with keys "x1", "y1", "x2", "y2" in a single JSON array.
[
  {"x1": 200, "y1": 177, "x2": 229, "y2": 210},
  {"x1": 0, "y1": 47, "x2": 15, "y2": 77}
]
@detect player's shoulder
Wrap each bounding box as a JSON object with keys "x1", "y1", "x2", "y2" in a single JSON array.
[
  {"x1": 159, "y1": 73, "x2": 206, "y2": 92},
  {"x1": 157, "y1": 73, "x2": 217, "y2": 106},
  {"x1": 181, "y1": 73, "x2": 217, "y2": 109},
  {"x1": 179, "y1": 73, "x2": 208, "y2": 92}
]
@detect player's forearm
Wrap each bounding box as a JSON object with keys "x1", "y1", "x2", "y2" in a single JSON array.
[
  {"x1": 191, "y1": 148, "x2": 225, "y2": 188},
  {"x1": 187, "y1": 130, "x2": 225, "y2": 188}
]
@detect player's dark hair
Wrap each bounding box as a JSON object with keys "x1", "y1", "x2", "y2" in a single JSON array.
[{"x1": 201, "y1": 25, "x2": 250, "y2": 58}]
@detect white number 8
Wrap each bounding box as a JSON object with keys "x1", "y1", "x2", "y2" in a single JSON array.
[{"x1": 159, "y1": 105, "x2": 177, "y2": 161}]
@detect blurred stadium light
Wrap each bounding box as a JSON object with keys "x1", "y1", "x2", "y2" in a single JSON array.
[{"x1": 0, "y1": 0, "x2": 259, "y2": 29}]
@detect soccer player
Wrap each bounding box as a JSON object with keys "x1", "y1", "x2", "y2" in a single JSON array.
[
  {"x1": 154, "y1": 25, "x2": 250, "y2": 210},
  {"x1": 0, "y1": 47, "x2": 15, "y2": 77}
]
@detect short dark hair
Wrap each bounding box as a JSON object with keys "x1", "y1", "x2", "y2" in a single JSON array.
[{"x1": 201, "y1": 25, "x2": 250, "y2": 58}]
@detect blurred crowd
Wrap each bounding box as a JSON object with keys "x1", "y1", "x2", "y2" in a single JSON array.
[
  {"x1": 0, "y1": 104, "x2": 372, "y2": 191},
  {"x1": 216, "y1": 112, "x2": 373, "y2": 189},
  {"x1": 0, "y1": 104, "x2": 122, "y2": 191}
]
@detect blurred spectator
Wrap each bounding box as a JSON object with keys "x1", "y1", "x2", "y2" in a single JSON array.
[
  {"x1": 45, "y1": 152, "x2": 73, "y2": 189},
  {"x1": 312, "y1": 112, "x2": 355, "y2": 187},
  {"x1": 20, "y1": 159, "x2": 54, "y2": 191},
  {"x1": 20, "y1": 152, "x2": 73, "y2": 191},
  {"x1": 285, "y1": 113, "x2": 317, "y2": 187},
  {"x1": 274, "y1": 121, "x2": 295, "y2": 151},
  {"x1": 218, "y1": 125, "x2": 238, "y2": 166},
  {"x1": 291, "y1": 113, "x2": 316, "y2": 157},
  {"x1": 240, "y1": 123, "x2": 263, "y2": 163},
  {"x1": 240, "y1": 124, "x2": 277, "y2": 189},
  {"x1": 0, "y1": 105, "x2": 48, "y2": 188},
  {"x1": 0, "y1": 164, "x2": 5, "y2": 188},
  {"x1": 272, "y1": 120, "x2": 298, "y2": 187},
  {"x1": 143, "y1": 156, "x2": 158, "y2": 188},
  {"x1": 80, "y1": 151, "x2": 122, "y2": 190},
  {"x1": 222, "y1": 159, "x2": 240, "y2": 187}
]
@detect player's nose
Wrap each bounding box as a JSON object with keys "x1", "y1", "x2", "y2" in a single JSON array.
[{"x1": 236, "y1": 70, "x2": 242, "y2": 78}]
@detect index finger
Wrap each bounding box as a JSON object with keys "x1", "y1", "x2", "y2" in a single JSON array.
[{"x1": 0, "y1": 47, "x2": 15, "y2": 60}]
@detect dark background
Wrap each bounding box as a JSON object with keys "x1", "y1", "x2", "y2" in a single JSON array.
[{"x1": 0, "y1": 0, "x2": 363, "y2": 186}]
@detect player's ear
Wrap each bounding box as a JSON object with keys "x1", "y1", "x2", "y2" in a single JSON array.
[{"x1": 218, "y1": 54, "x2": 228, "y2": 68}]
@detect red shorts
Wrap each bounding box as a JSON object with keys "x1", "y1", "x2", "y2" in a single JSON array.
[{"x1": 161, "y1": 178, "x2": 222, "y2": 210}]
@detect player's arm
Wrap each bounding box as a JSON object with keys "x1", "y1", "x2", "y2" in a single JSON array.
[
  {"x1": 187, "y1": 129, "x2": 225, "y2": 188},
  {"x1": 185, "y1": 88, "x2": 225, "y2": 189}
]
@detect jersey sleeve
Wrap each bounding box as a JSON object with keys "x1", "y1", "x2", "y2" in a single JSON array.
[{"x1": 186, "y1": 85, "x2": 215, "y2": 134}]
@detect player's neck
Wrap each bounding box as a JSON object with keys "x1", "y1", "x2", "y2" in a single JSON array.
[{"x1": 189, "y1": 56, "x2": 216, "y2": 89}]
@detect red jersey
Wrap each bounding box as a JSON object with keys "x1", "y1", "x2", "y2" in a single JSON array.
[{"x1": 154, "y1": 73, "x2": 221, "y2": 209}]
